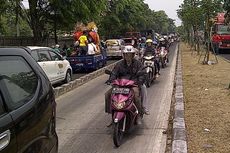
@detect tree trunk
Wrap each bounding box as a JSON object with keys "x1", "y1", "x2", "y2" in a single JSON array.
[
  {"x1": 207, "y1": 14, "x2": 211, "y2": 63},
  {"x1": 193, "y1": 28, "x2": 197, "y2": 51},
  {"x1": 54, "y1": 9, "x2": 58, "y2": 44},
  {"x1": 15, "y1": 0, "x2": 20, "y2": 37},
  {"x1": 28, "y1": 0, "x2": 43, "y2": 44}
]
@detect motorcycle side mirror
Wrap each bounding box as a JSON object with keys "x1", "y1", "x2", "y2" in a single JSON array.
[{"x1": 105, "y1": 69, "x2": 112, "y2": 75}]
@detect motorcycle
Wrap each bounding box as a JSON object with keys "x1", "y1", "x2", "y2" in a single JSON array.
[
  {"x1": 143, "y1": 54, "x2": 155, "y2": 87},
  {"x1": 105, "y1": 70, "x2": 144, "y2": 147},
  {"x1": 134, "y1": 47, "x2": 145, "y2": 62},
  {"x1": 159, "y1": 47, "x2": 168, "y2": 68}
]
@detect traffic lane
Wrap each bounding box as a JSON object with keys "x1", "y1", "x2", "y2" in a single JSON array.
[
  {"x1": 56, "y1": 44, "x2": 177, "y2": 153},
  {"x1": 220, "y1": 54, "x2": 230, "y2": 61},
  {"x1": 71, "y1": 59, "x2": 118, "y2": 80}
]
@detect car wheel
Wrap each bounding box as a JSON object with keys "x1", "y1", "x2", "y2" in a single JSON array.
[
  {"x1": 64, "y1": 70, "x2": 72, "y2": 83},
  {"x1": 99, "y1": 61, "x2": 104, "y2": 68}
]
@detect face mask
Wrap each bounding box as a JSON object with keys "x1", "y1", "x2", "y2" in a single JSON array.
[{"x1": 124, "y1": 54, "x2": 133, "y2": 65}]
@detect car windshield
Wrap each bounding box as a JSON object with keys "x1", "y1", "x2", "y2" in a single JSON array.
[
  {"x1": 106, "y1": 40, "x2": 119, "y2": 46},
  {"x1": 217, "y1": 25, "x2": 230, "y2": 35}
]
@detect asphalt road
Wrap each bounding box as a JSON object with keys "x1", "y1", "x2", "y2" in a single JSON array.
[
  {"x1": 219, "y1": 49, "x2": 230, "y2": 61},
  {"x1": 220, "y1": 54, "x2": 230, "y2": 61},
  {"x1": 53, "y1": 60, "x2": 119, "y2": 88},
  {"x1": 56, "y1": 43, "x2": 178, "y2": 153}
]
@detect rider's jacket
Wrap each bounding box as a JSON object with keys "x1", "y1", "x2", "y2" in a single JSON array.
[
  {"x1": 144, "y1": 46, "x2": 156, "y2": 56},
  {"x1": 109, "y1": 59, "x2": 145, "y2": 85},
  {"x1": 158, "y1": 43, "x2": 167, "y2": 48}
]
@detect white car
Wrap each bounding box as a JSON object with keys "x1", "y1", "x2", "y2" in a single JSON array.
[{"x1": 28, "y1": 46, "x2": 72, "y2": 85}]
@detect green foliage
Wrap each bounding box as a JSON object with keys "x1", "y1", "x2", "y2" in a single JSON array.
[
  {"x1": 177, "y1": 0, "x2": 224, "y2": 42},
  {"x1": 224, "y1": 0, "x2": 230, "y2": 23},
  {"x1": 100, "y1": 0, "x2": 175, "y2": 37},
  {"x1": 0, "y1": 0, "x2": 32, "y2": 36},
  {"x1": 0, "y1": 0, "x2": 176, "y2": 39},
  {"x1": 224, "y1": 0, "x2": 230, "y2": 11}
]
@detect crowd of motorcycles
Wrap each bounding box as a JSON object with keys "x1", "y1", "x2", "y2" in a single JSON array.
[
  {"x1": 104, "y1": 36, "x2": 177, "y2": 147},
  {"x1": 137, "y1": 42, "x2": 170, "y2": 87}
]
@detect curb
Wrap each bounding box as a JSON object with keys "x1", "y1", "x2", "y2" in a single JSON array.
[
  {"x1": 172, "y1": 44, "x2": 188, "y2": 153},
  {"x1": 53, "y1": 60, "x2": 120, "y2": 98}
]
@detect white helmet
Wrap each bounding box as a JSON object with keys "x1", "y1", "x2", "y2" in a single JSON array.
[
  {"x1": 122, "y1": 45, "x2": 135, "y2": 54},
  {"x1": 159, "y1": 38, "x2": 165, "y2": 42}
]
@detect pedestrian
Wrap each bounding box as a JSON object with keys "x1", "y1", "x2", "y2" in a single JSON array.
[{"x1": 54, "y1": 44, "x2": 61, "y2": 53}]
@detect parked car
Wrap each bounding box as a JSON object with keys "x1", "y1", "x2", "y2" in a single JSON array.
[
  {"x1": 0, "y1": 47, "x2": 58, "y2": 153},
  {"x1": 105, "y1": 39, "x2": 125, "y2": 58},
  {"x1": 28, "y1": 46, "x2": 72, "y2": 85}
]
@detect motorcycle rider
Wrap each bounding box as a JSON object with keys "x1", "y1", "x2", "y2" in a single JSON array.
[
  {"x1": 144, "y1": 39, "x2": 155, "y2": 56},
  {"x1": 139, "y1": 37, "x2": 146, "y2": 49},
  {"x1": 158, "y1": 38, "x2": 168, "y2": 49},
  {"x1": 144, "y1": 39, "x2": 160, "y2": 77},
  {"x1": 105, "y1": 45, "x2": 148, "y2": 125},
  {"x1": 158, "y1": 38, "x2": 169, "y2": 63}
]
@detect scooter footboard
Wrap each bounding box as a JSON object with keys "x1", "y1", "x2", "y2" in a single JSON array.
[{"x1": 113, "y1": 112, "x2": 125, "y2": 123}]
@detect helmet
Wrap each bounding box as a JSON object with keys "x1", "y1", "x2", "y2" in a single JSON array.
[
  {"x1": 122, "y1": 45, "x2": 135, "y2": 54},
  {"x1": 153, "y1": 41, "x2": 158, "y2": 45},
  {"x1": 146, "y1": 39, "x2": 153, "y2": 43},
  {"x1": 159, "y1": 38, "x2": 165, "y2": 42},
  {"x1": 141, "y1": 37, "x2": 146, "y2": 43},
  {"x1": 55, "y1": 44, "x2": 60, "y2": 48}
]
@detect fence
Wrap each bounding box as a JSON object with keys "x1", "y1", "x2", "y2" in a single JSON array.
[{"x1": 0, "y1": 36, "x2": 74, "y2": 47}]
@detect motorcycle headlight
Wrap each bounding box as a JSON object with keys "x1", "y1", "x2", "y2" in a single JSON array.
[
  {"x1": 144, "y1": 61, "x2": 150, "y2": 66},
  {"x1": 113, "y1": 101, "x2": 126, "y2": 110}
]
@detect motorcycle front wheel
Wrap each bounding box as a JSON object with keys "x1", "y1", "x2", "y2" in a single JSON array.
[
  {"x1": 161, "y1": 57, "x2": 165, "y2": 68},
  {"x1": 113, "y1": 121, "x2": 124, "y2": 147}
]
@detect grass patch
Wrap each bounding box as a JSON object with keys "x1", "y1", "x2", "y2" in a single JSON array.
[{"x1": 181, "y1": 43, "x2": 230, "y2": 153}]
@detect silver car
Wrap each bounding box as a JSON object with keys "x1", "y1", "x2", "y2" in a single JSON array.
[{"x1": 106, "y1": 39, "x2": 125, "y2": 58}]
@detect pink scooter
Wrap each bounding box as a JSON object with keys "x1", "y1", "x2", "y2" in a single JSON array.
[{"x1": 105, "y1": 70, "x2": 144, "y2": 147}]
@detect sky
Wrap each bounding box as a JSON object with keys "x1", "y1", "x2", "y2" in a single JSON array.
[
  {"x1": 22, "y1": 0, "x2": 183, "y2": 26},
  {"x1": 144, "y1": 0, "x2": 183, "y2": 26}
]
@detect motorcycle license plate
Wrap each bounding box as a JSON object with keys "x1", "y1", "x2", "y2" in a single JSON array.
[{"x1": 112, "y1": 88, "x2": 130, "y2": 94}]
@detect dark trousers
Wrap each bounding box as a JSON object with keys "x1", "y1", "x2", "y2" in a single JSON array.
[
  {"x1": 213, "y1": 43, "x2": 219, "y2": 54},
  {"x1": 79, "y1": 46, "x2": 88, "y2": 56},
  {"x1": 154, "y1": 59, "x2": 160, "y2": 74}
]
